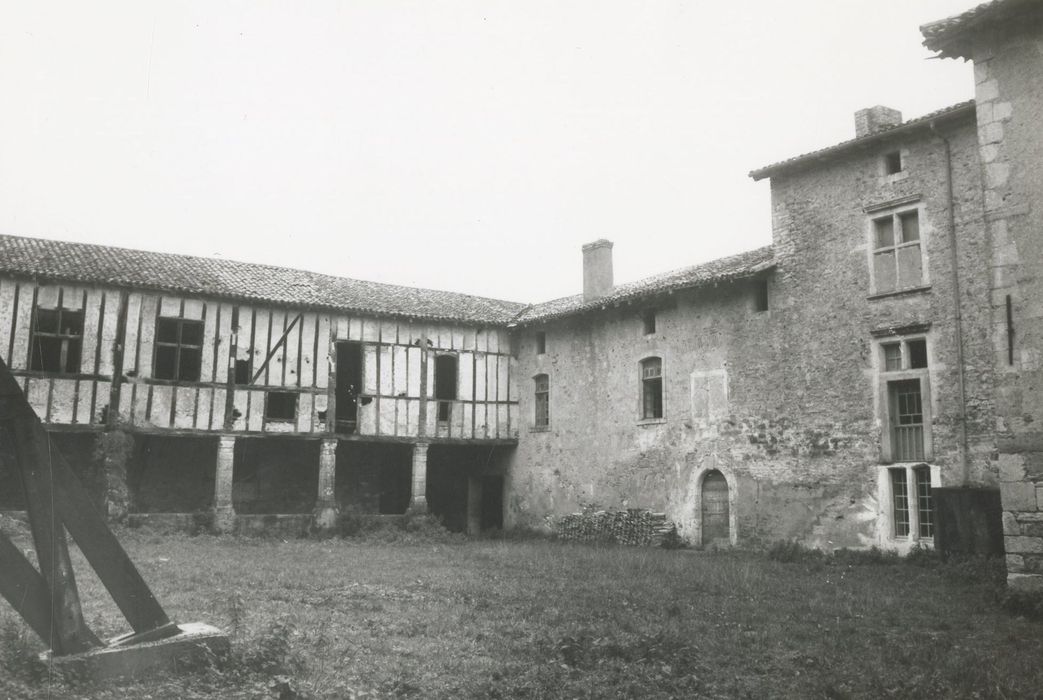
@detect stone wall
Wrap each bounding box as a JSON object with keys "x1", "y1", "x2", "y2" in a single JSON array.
[
  {"x1": 968, "y1": 18, "x2": 1043, "y2": 590},
  {"x1": 506, "y1": 114, "x2": 995, "y2": 550}
]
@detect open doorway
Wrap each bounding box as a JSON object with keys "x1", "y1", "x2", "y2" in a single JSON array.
[
  {"x1": 434, "y1": 354, "x2": 458, "y2": 424},
  {"x1": 336, "y1": 342, "x2": 362, "y2": 434}
]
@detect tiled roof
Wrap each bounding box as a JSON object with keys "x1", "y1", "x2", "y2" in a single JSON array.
[
  {"x1": 748, "y1": 101, "x2": 976, "y2": 181},
  {"x1": 0, "y1": 234, "x2": 527, "y2": 325},
  {"x1": 922, "y1": 0, "x2": 1040, "y2": 59},
  {"x1": 512, "y1": 245, "x2": 774, "y2": 325}
]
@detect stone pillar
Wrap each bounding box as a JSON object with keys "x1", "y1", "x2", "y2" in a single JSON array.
[
  {"x1": 467, "y1": 476, "x2": 483, "y2": 536},
  {"x1": 213, "y1": 435, "x2": 236, "y2": 533},
  {"x1": 314, "y1": 438, "x2": 339, "y2": 530},
  {"x1": 409, "y1": 442, "x2": 429, "y2": 512}
]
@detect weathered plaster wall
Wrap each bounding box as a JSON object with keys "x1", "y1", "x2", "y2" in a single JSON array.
[
  {"x1": 506, "y1": 117, "x2": 993, "y2": 549},
  {"x1": 968, "y1": 18, "x2": 1043, "y2": 590}
]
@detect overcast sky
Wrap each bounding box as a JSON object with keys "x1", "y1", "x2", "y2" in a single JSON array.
[{"x1": 0, "y1": 1, "x2": 975, "y2": 304}]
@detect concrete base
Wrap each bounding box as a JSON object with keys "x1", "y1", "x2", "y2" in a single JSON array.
[{"x1": 42, "y1": 622, "x2": 229, "y2": 681}]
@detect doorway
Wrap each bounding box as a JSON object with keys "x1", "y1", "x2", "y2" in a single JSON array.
[
  {"x1": 701, "y1": 470, "x2": 730, "y2": 546},
  {"x1": 336, "y1": 342, "x2": 362, "y2": 433}
]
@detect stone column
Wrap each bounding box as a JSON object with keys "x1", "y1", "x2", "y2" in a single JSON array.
[
  {"x1": 409, "y1": 442, "x2": 429, "y2": 512},
  {"x1": 213, "y1": 435, "x2": 236, "y2": 533},
  {"x1": 467, "y1": 476, "x2": 483, "y2": 536},
  {"x1": 314, "y1": 438, "x2": 339, "y2": 530}
]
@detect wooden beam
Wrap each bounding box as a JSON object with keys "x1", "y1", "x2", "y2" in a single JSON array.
[{"x1": 250, "y1": 313, "x2": 302, "y2": 385}]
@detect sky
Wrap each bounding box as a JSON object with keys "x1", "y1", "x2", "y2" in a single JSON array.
[{"x1": 0, "y1": 1, "x2": 976, "y2": 305}]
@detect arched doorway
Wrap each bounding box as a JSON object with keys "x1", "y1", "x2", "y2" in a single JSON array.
[{"x1": 701, "y1": 470, "x2": 730, "y2": 546}]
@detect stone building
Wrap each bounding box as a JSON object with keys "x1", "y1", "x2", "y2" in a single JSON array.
[
  {"x1": 922, "y1": 0, "x2": 1043, "y2": 590},
  {"x1": 1, "y1": 0, "x2": 1041, "y2": 565}
]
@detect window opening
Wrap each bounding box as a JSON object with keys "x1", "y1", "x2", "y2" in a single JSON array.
[
  {"x1": 335, "y1": 342, "x2": 362, "y2": 433},
  {"x1": 535, "y1": 331, "x2": 546, "y2": 355},
  {"x1": 889, "y1": 379, "x2": 924, "y2": 462},
  {"x1": 641, "y1": 357, "x2": 663, "y2": 420},
  {"x1": 642, "y1": 309, "x2": 657, "y2": 335},
  {"x1": 234, "y1": 359, "x2": 252, "y2": 385},
  {"x1": 881, "y1": 337, "x2": 928, "y2": 372},
  {"x1": 872, "y1": 209, "x2": 923, "y2": 293},
  {"x1": 884, "y1": 151, "x2": 902, "y2": 175},
  {"x1": 30, "y1": 306, "x2": 84, "y2": 374},
  {"x1": 154, "y1": 317, "x2": 204, "y2": 381},
  {"x1": 534, "y1": 374, "x2": 549, "y2": 428},
  {"x1": 434, "y1": 354, "x2": 458, "y2": 423},
  {"x1": 754, "y1": 279, "x2": 769, "y2": 312},
  {"x1": 265, "y1": 391, "x2": 297, "y2": 421},
  {"x1": 883, "y1": 343, "x2": 902, "y2": 371},
  {"x1": 890, "y1": 468, "x2": 910, "y2": 537},
  {"x1": 908, "y1": 339, "x2": 928, "y2": 369},
  {"x1": 914, "y1": 465, "x2": 934, "y2": 538}
]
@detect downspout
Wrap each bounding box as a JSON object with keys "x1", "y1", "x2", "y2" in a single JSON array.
[{"x1": 931, "y1": 121, "x2": 971, "y2": 486}]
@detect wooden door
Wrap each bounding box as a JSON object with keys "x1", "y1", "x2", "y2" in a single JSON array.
[{"x1": 702, "y1": 470, "x2": 730, "y2": 545}]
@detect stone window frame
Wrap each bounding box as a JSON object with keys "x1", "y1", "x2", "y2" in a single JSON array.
[
  {"x1": 874, "y1": 329, "x2": 934, "y2": 464},
  {"x1": 639, "y1": 356, "x2": 665, "y2": 423},
  {"x1": 865, "y1": 197, "x2": 931, "y2": 297},
  {"x1": 533, "y1": 373, "x2": 549, "y2": 430},
  {"x1": 877, "y1": 463, "x2": 939, "y2": 549}
]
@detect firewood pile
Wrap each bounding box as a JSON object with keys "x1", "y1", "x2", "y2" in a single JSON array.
[{"x1": 557, "y1": 509, "x2": 675, "y2": 546}]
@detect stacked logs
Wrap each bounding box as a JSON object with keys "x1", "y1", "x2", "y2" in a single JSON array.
[{"x1": 557, "y1": 509, "x2": 675, "y2": 546}]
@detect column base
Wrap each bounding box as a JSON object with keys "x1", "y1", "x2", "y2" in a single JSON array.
[
  {"x1": 313, "y1": 504, "x2": 339, "y2": 531},
  {"x1": 407, "y1": 498, "x2": 428, "y2": 515},
  {"x1": 212, "y1": 506, "x2": 236, "y2": 534}
]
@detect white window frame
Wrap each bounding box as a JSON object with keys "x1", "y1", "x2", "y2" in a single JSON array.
[
  {"x1": 878, "y1": 463, "x2": 939, "y2": 548},
  {"x1": 876, "y1": 334, "x2": 932, "y2": 464}
]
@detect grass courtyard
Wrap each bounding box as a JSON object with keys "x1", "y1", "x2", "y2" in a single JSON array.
[{"x1": 1, "y1": 521, "x2": 1041, "y2": 699}]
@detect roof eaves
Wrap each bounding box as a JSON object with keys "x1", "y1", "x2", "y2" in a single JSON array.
[{"x1": 748, "y1": 101, "x2": 976, "y2": 181}]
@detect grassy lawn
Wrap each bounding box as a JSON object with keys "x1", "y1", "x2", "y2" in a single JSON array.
[{"x1": 2, "y1": 521, "x2": 1042, "y2": 699}]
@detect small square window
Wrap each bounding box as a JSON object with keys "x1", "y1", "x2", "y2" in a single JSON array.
[
  {"x1": 535, "y1": 331, "x2": 546, "y2": 355},
  {"x1": 265, "y1": 391, "x2": 297, "y2": 421},
  {"x1": 642, "y1": 310, "x2": 657, "y2": 335},
  {"x1": 30, "y1": 306, "x2": 84, "y2": 374},
  {"x1": 884, "y1": 151, "x2": 902, "y2": 175}
]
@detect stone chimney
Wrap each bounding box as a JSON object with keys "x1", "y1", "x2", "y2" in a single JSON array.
[
  {"x1": 854, "y1": 106, "x2": 903, "y2": 138},
  {"x1": 582, "y1": 239, "x2": 614, "y2": 301}
]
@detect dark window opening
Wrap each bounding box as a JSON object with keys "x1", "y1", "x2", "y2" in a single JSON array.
[
  {"x1": 30, "y1": 307, "x2": 84, "y2": 374},
  {"x1": 641, "y1": 357, "x2": 663, "y2": 420},
  {"x1": 642, "y1": 309, "x2": 657, "y2": 335},
  {"x1": 435, "y1": 354, "x2": 458, "y2": 424},
  {"x1": 234, "y1": 358, "x2": 252, "y2": 384},
  {"x1": 154, "y1": 317, "x2": 204, "y2": 381},
  {"x1": 884, "y1": 150, "x2": 902, "y2": 175},
  {"x1": 335, "y1": 342, "x2": 362, "y2": 433},
  {"x1": 535, "y1": 331, "x2": 546, "y2": 355},
  {"x1": 534, "y1": 374, "x2": 549, "y2": 428},
  {"x1": 265, "y1": 391, "x2": 297, "y2": 421},
  {"x1": 754, "y1": 279, "x2": 769, "y2": 312},
  {"x1": 908, "y1": 339, "x2": 928, "y2": 369}
]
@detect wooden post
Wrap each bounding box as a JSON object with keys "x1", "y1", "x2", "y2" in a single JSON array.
[
  {"x1": 213, "y1": 435, "x2": 236, "y2": 533},
  {"x1": 314, "y1": 438, "x2": 338, "y2": 529},
  {"x1": 410, "y1": 442, "x2": 429, "y2": 512}
]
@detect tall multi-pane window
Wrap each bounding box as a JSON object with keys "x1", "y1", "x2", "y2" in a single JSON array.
[
  {"x1": 154, "y1": 318, "x2": 204, "y2": 381},
  {"x1": 872, "y1": 208, "x2": 923, "y2": 293},
  {"x1": 915, "y1": 465, "x2": 934, "y2": 538},
  {"x1": 30, "y1": 306, "x2": 84, "y2": 374},
  {"x1": 534, "y1": 374, "x2": 549, "y2": 428},
  {"x1": 891, "y1": 468, "x2": 911, "y2": 538},
  {"x1": 641, "y1": 357, "x2": 663, "y2": 419},
  {"x1": 881, "y1": 337, "x2": 929, "y2": 463}
]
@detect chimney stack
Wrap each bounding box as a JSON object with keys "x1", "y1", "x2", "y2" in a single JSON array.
[
  {"x1": 854, "y1": 106, "x2": 902, "y2": 138},
  {"x1": 582, "y1": 239, "x2": 614, "y2": 301}
]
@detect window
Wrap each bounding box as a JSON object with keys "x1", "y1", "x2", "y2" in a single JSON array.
[
  {"x1": 754, "y1": 279, "x2": 769, "y2": 312},
  {"x1": 888, "y1": 464, "x2": 934, "y2": 540},
  {"x1": 265, "y1": 391, "x2": 297, "y2": 421},
  {"x1": 641, "y1": 357, "x2": 663, "y2": 420},
  {"x1": 154, "y1": 317, "x2": 204, "y2": 381},
  {"x1": 642, "y1": 310, "x2": 656, "y2": 335},
  {"x1": 434, "y1": 354, "x2": 458, "y2": 423},
  {"x1": 535, "y1": 331, "x2": 546, "y2": 355},
  {"x1": 234, "y1": 359, "x2": 252, "y2": 385},
  {"x1": 30, "y1": 306, "x2": 84, "y2": 374},
  {"x1": 871, "y1": 208, "x2": 923, "y2": 293},
  {"x1": 879, "y1": 335, "x2": 931, "y2": 463},
  {"x1": 883, "y1": 151, "x2": 902, "y2": 175},
  {"x1": 534, "y1": 374, "x2": 549, "y2": 428}
]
